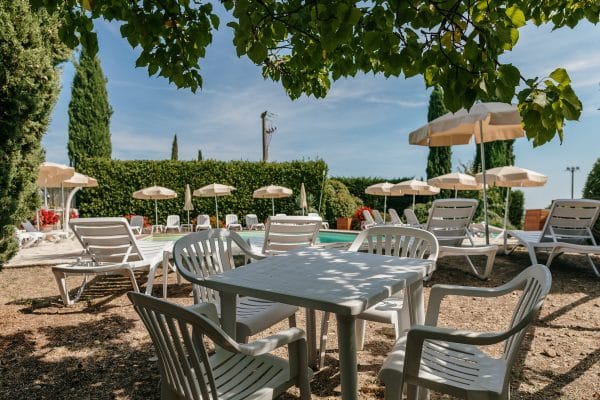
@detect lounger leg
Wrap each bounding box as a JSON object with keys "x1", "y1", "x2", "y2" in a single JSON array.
[
  {"x1": 288, "y1": 313, "x2": 297, "y2": 328},
  {"x1": 546, "y1": 248, "x2": 562, "y2": 267},
  {"x1": 52, "y1": 269, "x2": 72, "y2": 306},
  {"x1": 586, "y1": 255, "x2": 600, "y2": 277},
  {"x1": 526, "y1": 244, "x2": 539, "y2": 265}
]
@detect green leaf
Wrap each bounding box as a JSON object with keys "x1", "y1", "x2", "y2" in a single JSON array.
[
  {"x1": 549, "y1": 68, "x2": 570, "y2": 86},
  {"x1": 506, "y1": 5, "x2": 526, "y2": 27}
]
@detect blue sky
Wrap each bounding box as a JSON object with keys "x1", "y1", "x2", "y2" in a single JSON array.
[{"x1": 43, "y1": 12, "x2": 600, "y2": 209}]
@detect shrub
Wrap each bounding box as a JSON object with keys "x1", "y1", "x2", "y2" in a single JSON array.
[
  {"x1": 77, "y1": 158, "x2": 327, "y2": 225},
  {"x1": 322, "y1": 179, "x2": 358, "y2": 225},
  {"x1": 583, "y1": 158, "x2": 600, "y2": 240},
  {"x1": 508, "y1": 190, "x2": 524, "y2": 229}
]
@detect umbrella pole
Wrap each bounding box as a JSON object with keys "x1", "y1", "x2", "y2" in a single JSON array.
[
  {"x1": 44, "y1": 187, "x2": 48, "y2": 209},
  {"x1": 272, "y1": 198, "x2": 275, "y2": 216},
  {"x1": 383, "y1": 195, "x2": 387, "y2": 223},
  {"x1": 215, "y1": 195, "x2": 219, "y2": 228},
  {"x1": 455, "y1": 188, "x2": 458, "y2": 198},
  {"x1": 503, "y1": 187, "x2": 510, "y2": 251},
  {"x1": 479, "y1": 120, "x2": 490, "y2": 245},
  {"x1": 187, "y1": 210, "x2": 190, "y2": 225},
  {"x1": 412, "y1": 194, "x2": 416, "y2": 210},
  {"x1": 155, "y1": 199, "x2": 158, "y2": 227}
]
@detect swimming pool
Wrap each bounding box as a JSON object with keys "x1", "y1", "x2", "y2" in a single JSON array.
[{"x1": 148, "y1": 230, "x2": 358, "y2": 245}]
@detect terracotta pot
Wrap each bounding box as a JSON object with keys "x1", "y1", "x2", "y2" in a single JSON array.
[{"x1": 336, "y1": 217, "x2": 352, "y2": 230}]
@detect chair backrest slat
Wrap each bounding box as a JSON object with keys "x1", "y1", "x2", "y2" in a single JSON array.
[
  {"x1": 403, "y1": 209, "x2": 420, "y2": 226},
  {"x1": 167, "y1": 215, "x2": 180, "y2": 226},
  {"x1": 245, "y1": 214, "x2": 259, "y2": 226},
  {"x1": 362, "y1": 210, "x2": 376, "y2": 226},
  {"x1": 225, "y1": 214, "x2": 238, "y2": 225}
]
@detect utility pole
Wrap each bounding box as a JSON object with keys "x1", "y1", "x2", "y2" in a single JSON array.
[
  {"x1": 260, "y1": 111, "x2": 277, "y2": 161},
  {"x1": 566, "y1": 166, "x2": 580, "y2": 199}
]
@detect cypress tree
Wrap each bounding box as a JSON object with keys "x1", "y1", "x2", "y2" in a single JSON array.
[
  {"x1": 426, "y1": 87, "x2": 452, "y2": 179},
  {"x1": 0, "y1": 0, "x2": 69, "y2": 265},
  {"x1": 197, "y1": 148, "x2": 203, "y2": 161},
  {"x1": 171, "y1": 134, "x2": 178, "y2": 160},
  {"x1": 67, "y1": 49, "x2": 112, "y2": 169}
]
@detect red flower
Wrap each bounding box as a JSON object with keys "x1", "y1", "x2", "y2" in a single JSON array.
[{"x1": 354, "y1": 206, "x2": 373, "y2": 221}]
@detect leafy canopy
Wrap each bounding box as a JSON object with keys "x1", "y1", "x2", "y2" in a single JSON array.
[{"x1": 31, "y1": 0, "x2": 598, "y2": 146}]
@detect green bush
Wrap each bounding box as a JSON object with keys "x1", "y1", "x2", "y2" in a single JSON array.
[
  {"x1": 322, "y1": 179, "x2": 359, "y2": 225},
  {"x1": 77, "y1": 159, "x2": 327, "y2": 225},
  {"x1": 508, "y1": 189, "x2": 524, "y2": 229},
  {"x1": 583, "y1": 158, "x2": 600, "y2": 240}
]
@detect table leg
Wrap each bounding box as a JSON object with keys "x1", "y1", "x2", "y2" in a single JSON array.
[
  {"x1": 336, "y1": 314, "x2": 358, "y2": 400},
  {"x1": 305, "y1": 308, "x2": 317, "y2": 368},
  {"x1": 406, "y1": 279, "x2": 424, "y2": 325},
  {"x1": 162, "y1": 250, "x2": 170, "y2": 299},
  {"x1": 220, "y1": 292, "x2": 237, "y2": 339}
]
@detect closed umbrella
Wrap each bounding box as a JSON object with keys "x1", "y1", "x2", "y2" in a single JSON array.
[
  {"x1": 365, "y1": 182, "x2": 402, "y2": 223},
  {"x1": 428, "y1": 172, "x2": 481, "y2": 198},
  {"x1": 62, "y1": 173, "x2": 98, "y2": 233},
  {"x1": 193, "y1": 183, "x2": 236, "y2": 228},
  {"x1": 253, "y1": 185, "x2": 293, "y2": 216},
  {"x1": 409, "y1": 102, "x2": 524, "y2": 244},
  {"x1": 132, "y1": 186, "x2": 178, "y2": 226},
  {"x1": 300, "y1": 183, "x2": 308, "y2": 215},
  {"x1": 183, "y1": 184, "x2": 194, "y2": 225},
  {"x1": 476, "y1": 166, "x2": 547, "y2": 248},
  {"x1": 391, "y1": 179, "x2": 440, "y2": 209}
]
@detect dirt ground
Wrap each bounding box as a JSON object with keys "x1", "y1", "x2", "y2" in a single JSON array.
[{"x1": 0, "y1": 249, "x2": 599, "y2": 400}]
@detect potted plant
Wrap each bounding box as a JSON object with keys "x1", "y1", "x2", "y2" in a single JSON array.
[{"x1": 323, "y1": 180, "x2": 358, "y2": 230}]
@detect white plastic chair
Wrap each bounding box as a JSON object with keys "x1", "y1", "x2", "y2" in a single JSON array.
[
  {"x1": 262, "y1": 215, "x2": 321, "y2": 255},
  {"x1": 194, "y1": 214, "x2": 211, "y2": 231},
  {"x1": 225, "y1": 214, "x2": 242, "y2": 230},
  {"x1": 173, "y1": 229, "x2": 299, "y2": 343},
  {"x1": 129, "y1": 215, "x2": 144, "y2": 234},
  {"x1": 379, "y1": 264, "x2": 552, "y2": 400},
  {"x1": 507, "y1": 199, "x2": 600, "y2": 276},
  {"x1": 128, "y1": 292, "x2": 311, "y2": 400},
  {"x1": 165, "y1": 215, "x2": 181, "y2": 233},
  {"x1": 245, "y1": 213, "x2": 265, "y2": 230},
  {"x1": 319, "y1": 226, "x2": 439, "y2": 365}
]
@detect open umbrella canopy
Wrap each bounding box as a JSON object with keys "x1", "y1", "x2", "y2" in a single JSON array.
[
  {"x1": 193, "y1": 183, "x2": 236, "y2": 197},
  {"x1": 408, "y1": 102, "x2": 524, "y2": 146},
  {"x1": 62, "y1": 172, "x2": 98, "y2": 188},
  {"x1": 253, "y1": 185, "x2": 293, "y2": 216},
  {"x1": 428, "y1": 173, "x2": 479, "y2": 190},
  {"x1": 37, "y1": 162, "x2": 75, "y2": 187},
  {"x1": 391, "y1": 180, "x2": 439, "y2": 209},
  {"x1": 133, "y1": 186, "x2": 177, "y2": 200},
  {"x1": 133, "y1": 186, "x2": 177, "y2": 226},
  {"x1": 476, "y1": 166, "x2": 547, "y2": 187},
  {"x1": 365, "y1": 182, "x2": 402, "y2": 222},
  {"x1": 253, "y1": 185, "x2": 293, "y2": 199}
]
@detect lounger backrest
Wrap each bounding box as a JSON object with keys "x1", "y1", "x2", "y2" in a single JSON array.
[
  {"x1": 225, "y1": 214, "x2": 238, "y2": 225},
  {"x1": 263, "y1": 216, "x2": 321, "y2": 254},
  {"x1": 372, "y1": 210, "x2": 385, "y2": 224},
  {"x1": 403, "y1": 209, "x2": 420, "y2": 226},
  {"x1": 196, "y1": 214, "x2": 210, "y2": 226},
  {"x1": 70, "y1": 217, "x2": 144, "y2": 264},
  {"x1": 362, "y1": 210, "x2": 376, "y2": 225},
  {"x1": 166, "y1": 215, "x2": 180, "y2": 226},
  {"x1": 388, "y1": 208, "x2": 402, "y2": 225},
  {"x1": 130, "y1": 215, "x2": 144, "y2": 229},
  {"x1": 540, "y1": 199, "x2": 600, "y2": 244},
  {"x1": 426, "y1": 198, "x2": 478, "y2": 246},
  {"x1": 22, "y1": 220, "x2": 38, "y2": 233},
  {"x1": 307, "y1": 213, "x2": 319, "y2": 218},
  {"x1": 245, "y1": 214, "x2": 259, "y2": 226}
]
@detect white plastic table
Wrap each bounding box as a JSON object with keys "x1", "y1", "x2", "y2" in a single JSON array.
[{"x1": 200, "y1": 247, "x2": 430, "y2": 400}]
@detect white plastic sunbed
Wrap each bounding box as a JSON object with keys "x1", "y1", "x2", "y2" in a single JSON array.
[{"x1": 506, "y1": 199, "x2": 600, "y2": 276}]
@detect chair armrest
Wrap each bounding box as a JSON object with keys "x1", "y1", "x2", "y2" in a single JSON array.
[
  {"x1": 237, "y1": 327, "x2": 307, "y2": 356},
  {"x1": 407, "y1": 325, "x2": 511, "y2": 347},
  {"x1": 426, "y1": 279, "x2": 526, "y2": 325}
]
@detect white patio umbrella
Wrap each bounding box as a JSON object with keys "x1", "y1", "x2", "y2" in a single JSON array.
[
  {"x1": 428, "y1": 172, "x2": 482, "y2": 198},
  {"x1": 253, "y1": 185, "x2": 293, "y2": 216},
  {"x1": 365, "y1": 182, "x2": 402, "y2": 223},
  {"x1": 409, "y1": 102, "x2": 524, "y2": 244},
  {"x1": 132, "y1": 186, "x2": 177, "y2": 226},
  {"x1": 62, "y1": 173, "x2": 98, "y2": 233},
  {"x1": 476, "y1": 166, "x2": 547, "y2": 247},
  {"x1": 300, "y1": 183, "x2": 308, "y2": 215},
  {"x1": 183, "y1": 184, "x2": 194, "y2": 225},
  {"x1": 391, "y1": 179, "x2": 440, "y2": 209},
  {"x1": 193, "y1": 183, "x2": 236, "y2": 228},
  {"x1": 37, "y1": 162, "x2": 75, "y2": 208}
]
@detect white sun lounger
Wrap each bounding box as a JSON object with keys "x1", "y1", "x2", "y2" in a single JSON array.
[
  {"x1": 52, "y1": 217, "x2": 174, "y2": 305},
  {"x1": 506, "y1": 199, "x2": 600, "y2": 276}
]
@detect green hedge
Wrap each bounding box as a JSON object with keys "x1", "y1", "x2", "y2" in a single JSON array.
[{"x1": 77, "y1": 159, "x2": 327, "y2": 225}]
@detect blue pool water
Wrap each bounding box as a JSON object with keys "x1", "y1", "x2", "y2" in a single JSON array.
[{"x1": 148, "y1": 230, "x2": 357, "y2": 244}]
